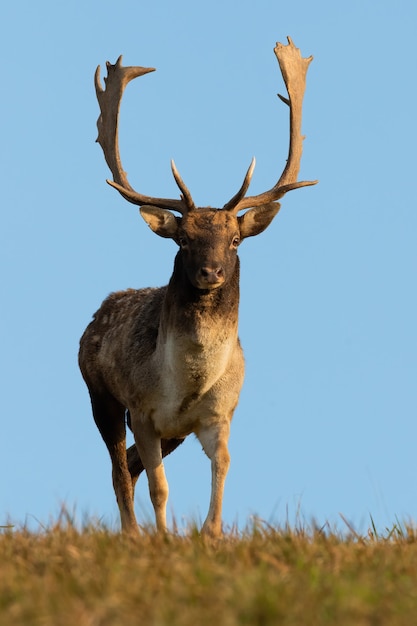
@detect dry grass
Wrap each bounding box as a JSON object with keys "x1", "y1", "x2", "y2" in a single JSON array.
[{"x1": 1, "y1": 512, "x2": 417, "y2": 625}]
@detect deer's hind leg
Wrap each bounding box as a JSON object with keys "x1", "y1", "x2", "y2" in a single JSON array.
[{"x1": 90, "y1": 392, "x2": 138, "y2": 534}]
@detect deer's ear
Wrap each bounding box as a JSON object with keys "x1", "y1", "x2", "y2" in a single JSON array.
[
  {"x1": 238, "y1": 202, "x2": 281, "y2": 239},
  {"x1": 140, "y1": 206, "x2": 180, "y2": 239}
]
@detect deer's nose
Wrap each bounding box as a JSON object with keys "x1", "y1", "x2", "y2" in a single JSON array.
[{"x1": 199, "y1": 266, "x2": 224, "y2": 285}]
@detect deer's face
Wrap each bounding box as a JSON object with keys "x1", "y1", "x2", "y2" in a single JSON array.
[
  {"x1": 140, "y1": 202, "x2": 283, "y2": 290},
  {"x1": 176, "y1": 210, "x2": 240, "y2": 290}
]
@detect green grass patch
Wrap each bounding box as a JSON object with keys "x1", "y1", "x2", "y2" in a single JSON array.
[{"x1": 1, "y1": 513, "x2": 417, "y2": 625}]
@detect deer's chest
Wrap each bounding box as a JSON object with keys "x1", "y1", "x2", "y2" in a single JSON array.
[{"x1": 149, "y1": 329, "x2": 240, "y2": 436}]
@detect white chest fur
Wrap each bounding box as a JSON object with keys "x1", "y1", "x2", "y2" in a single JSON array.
[{"x1": 149, "y1": 327, "x2": 239, "y2": 436}]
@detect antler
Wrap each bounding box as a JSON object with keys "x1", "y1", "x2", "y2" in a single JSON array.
[
  {"x1": 95, "y1": 40, "x2": 316, "y2": 215},
  {"x1": 95, "y1": 56, "x2": 193, "y2": 214},
  {"x1": 224, "y1": 37, "x2": 317, "y2": 213}
]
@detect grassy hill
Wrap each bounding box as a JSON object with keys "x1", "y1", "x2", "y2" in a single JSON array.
[{"x1": 1, "y1": 514, "x2": 417, "y2": 625}]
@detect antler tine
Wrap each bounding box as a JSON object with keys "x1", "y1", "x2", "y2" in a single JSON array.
[
  {"x1": 222, "y1": 158, "x2": 256, "y2": 212},
  {"x1": 95, "y1": 56, "x2": 189, "y2": 214},
  {"x1": 170, "y1": 160, "x2": 196, "y2": 211},
  {"x1": 230, "y1": 37, "x2": 317, "y2": 213}
]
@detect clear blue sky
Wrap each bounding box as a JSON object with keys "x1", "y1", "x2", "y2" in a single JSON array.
[{"x1": 1, "y1": 0, "x2": 416, "y2": 533}]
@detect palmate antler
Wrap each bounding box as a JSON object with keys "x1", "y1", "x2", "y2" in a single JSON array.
[
  {"x1": 225, "y1": 37, "x2": 318, "y2": 212},
  {"x1": 95, "y1": 37, "x2": 317, "y2": 215},
  {"x1": 95, "y1": 58, "x2": 192, "y2": 213}
]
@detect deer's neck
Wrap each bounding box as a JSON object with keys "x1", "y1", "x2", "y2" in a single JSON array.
[
  {"x1": 160, "y1": 253, "x2": 240, "y2": 343},
  {"x1": 147, "y1": 255, "x2": 242, "y2": 433},
  {"x1": 153, "y1": 253, "x2": 240, "y2": 402}
]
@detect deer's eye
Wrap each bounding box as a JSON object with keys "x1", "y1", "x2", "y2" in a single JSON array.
[
  {"x1": 178, "y1": 236, "x2": 188, "y2": 249},
  {"x1": 231, "y1": 236, "x2": 240, "y2": 249}
]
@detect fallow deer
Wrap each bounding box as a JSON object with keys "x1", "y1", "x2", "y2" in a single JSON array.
[{"x1": 79, "y1": 37, "x2": 317, "y2": 537}]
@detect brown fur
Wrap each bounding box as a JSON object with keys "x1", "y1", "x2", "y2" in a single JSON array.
[
  {"x1": 79, "y1": 208, "x2": 277, "y2": 536},
  {"x1": 82, "y1": 38, "x2": 316, "y2": 536}
]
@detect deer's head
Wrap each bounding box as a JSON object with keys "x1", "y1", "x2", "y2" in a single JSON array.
[
  {"x1": 140, "y1": 202, "x2": 282, "y2": 290},
  {"x1": 94, "y1": 38, "x2": 317, "y2": 291}
]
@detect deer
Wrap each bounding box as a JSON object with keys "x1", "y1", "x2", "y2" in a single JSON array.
[{"x1": 78, "y1": 37, "x2": 317, "y2": 537}]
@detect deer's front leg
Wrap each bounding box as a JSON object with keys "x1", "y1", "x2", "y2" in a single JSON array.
[
  {"x1": 133, "y1": 419, "x2": 169, "y2": 532},
  {"x1": 197, "y1": 423, "x2": 231, "y2": 538}
]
